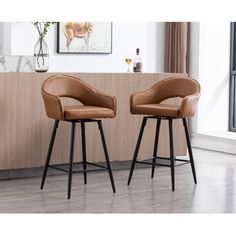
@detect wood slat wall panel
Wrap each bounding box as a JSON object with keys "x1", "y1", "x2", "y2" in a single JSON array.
[{"x1": 0, "y1": 72, "x2": 187, "y2": 170}]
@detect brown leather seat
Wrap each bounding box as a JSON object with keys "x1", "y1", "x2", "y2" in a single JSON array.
[
  {"x1": 42, "y1": 75, "x2": 117, "y2": 120},
  {"x1": 131, "y1": 104, "x2": 180, "y2": 117},
  {"x1": 128, "y1": 77, "x2": 201, "y2": 192},
  {"x1": 130, "y1": 77, "x2": 200, "y2": 118},
  {"x1": 64, "y1": 105, "x2": 115, "y2": 120},
  {"x1": 41, "y1": 75, "x2": 116, "y2": 199}
]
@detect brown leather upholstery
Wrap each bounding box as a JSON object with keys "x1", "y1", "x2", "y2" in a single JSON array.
[
  {"x1": 42, "y1": 75, "x2": 117, "y2": 120},
  {"x1": 130, "y1": 77, "x2": 200, "y2": 118}
]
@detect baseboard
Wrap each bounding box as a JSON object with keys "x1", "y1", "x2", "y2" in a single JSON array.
[
  {"x1": 191, "y1": 132, "x2": 236, "y2": 154},
  {"x1": 0, "y1": 161, "x2": 127, "y2": 180},
  {"x1": 0, "y1": 158, "x2": 173, "y2": 180}
]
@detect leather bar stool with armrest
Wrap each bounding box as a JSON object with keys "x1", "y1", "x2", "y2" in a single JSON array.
[
  {"x1": 41, "y1": 75, "x2": 116, "y2": 199},
  {"x1": 127, "y1": 77, "x2": 200, "y2": 191}
]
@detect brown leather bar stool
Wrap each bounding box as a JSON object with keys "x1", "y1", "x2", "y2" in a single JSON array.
[
  {"x1": 127, "y1": 77, "x2": 201, "y2": 191},
  {"x1": 40, "y1": 75, "x2": 116, "y2": 199}
]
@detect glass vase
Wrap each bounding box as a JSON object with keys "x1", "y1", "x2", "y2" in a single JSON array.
[{"x1": 34, "y1": 37, "x2": 49, "y2": 72}]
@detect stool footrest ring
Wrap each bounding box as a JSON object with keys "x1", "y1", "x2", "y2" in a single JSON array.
[
  {"x1": 136, "y1": 156, "x2": 190, "y2": 168},
  {"x1": 48, "y1": 161, "x2": 108, "y2": 174}
]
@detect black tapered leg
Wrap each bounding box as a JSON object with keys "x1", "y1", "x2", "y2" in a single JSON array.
[
  {"x1": 41, "y1": 120, "x2": 59, "y2": 190},
  {"x1": 182, "y1": 118, "x2": 197, "y2": 184},
  {"x1": 97, "y1": 120, "x2": 116, "y2": 193},
  {"x1": 81, "y1": 121, "x2": 87, "y2": 184},
  {"x1": 68, "y1": 121, "x2": 76, "y2": 199},
  {"x1": 151, "y1": 118, "x2": 161, "y2": 178},
  {"x1": 127, "y1": 117, "x2": 147, "y2": 185},
  {"x1": 169, "y1": 118, "x2": 175, "y2": 191}
]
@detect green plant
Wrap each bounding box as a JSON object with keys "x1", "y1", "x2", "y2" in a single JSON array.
[{"x1": 33, "y1": 22, "x2": 56, "y2": 39}]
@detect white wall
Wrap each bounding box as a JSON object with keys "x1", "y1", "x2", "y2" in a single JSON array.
[
  {"x1": 10, "y1": 22, "x2": 165, "y2": 72},
  {"x1": 190, "y1": 22, "x2": 230, "y2": 135},
  {"x1": 0, "y1": 22, "x2": 11, "y2": 55}
]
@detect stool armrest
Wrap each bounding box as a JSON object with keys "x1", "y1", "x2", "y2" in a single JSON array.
[
  {"x1": 130, "y1": 90, "x2": 156, "y2": 113},
  {"x1": 86, "y1": 90, "x2": 117, "y2": 116},
  {"x1": 179, "y1": 93, "x2": 200, "y2": 117},
  {"x1": 42, "y1": 89, "x2": 64, "y2": 120}
]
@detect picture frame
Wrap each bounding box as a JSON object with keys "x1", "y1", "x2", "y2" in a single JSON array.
[{"x1": 57, "y1": 22, "x2": 112, "y2": 54}]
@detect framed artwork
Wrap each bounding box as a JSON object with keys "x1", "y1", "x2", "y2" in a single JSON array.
[{"x1": 57, "y1": 22, "x2": 112, "y2": 54}]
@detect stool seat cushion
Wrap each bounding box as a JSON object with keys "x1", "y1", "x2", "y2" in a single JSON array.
[
  {"x1": 64, "y1": 105, "x2": 115, "y2": 120},
  {"x1": 132, "y1": 103, "x2": 180, "y2": 117}
]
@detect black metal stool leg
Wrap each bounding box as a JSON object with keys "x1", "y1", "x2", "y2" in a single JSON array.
[
  {"x1": 41, "y1": 120, "x2": 59, "y2": 190},
  {"x1": 169, "y1": 118, "x2": 175, "y2": 191},
  {"x1": 68, "y1": 121, "x2": 76, "y2": 199},
  {"x1": 97, "y1": 120, "x2": 116, "y2": 193},
  {"x1": 81, "y1": 121, "x2": 87, "y2": 184},
  {"x1": 127, "y1": 117, "x2": 147, "y2": 185},
  {"x1": 182, "y1": 118, "x2": 197, "y2": 184},
  {"x1": 151, "y1": 118, "x2": 161, "y2": 178}
]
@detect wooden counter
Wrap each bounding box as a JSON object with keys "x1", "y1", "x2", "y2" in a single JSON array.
[{"x1": 0, "y1": 73, "x2": 187, "y2": 170}]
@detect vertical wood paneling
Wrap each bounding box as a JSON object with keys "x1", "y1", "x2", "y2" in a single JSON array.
[{"x1": 0, "y1": 72, "x2": 187, "y2": 170}]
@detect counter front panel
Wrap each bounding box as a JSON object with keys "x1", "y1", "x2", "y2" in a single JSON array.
[{"x1": 0, "y1": 73, "x2": 187, "y2": 170}]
